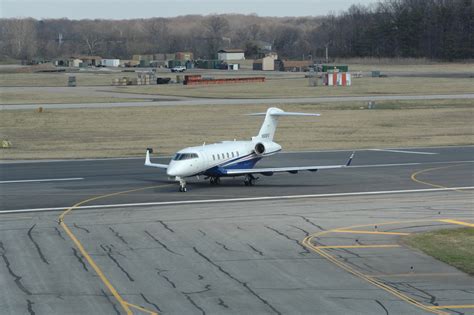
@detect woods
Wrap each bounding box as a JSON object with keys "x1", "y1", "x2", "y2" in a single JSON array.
[{"x1": 0, "y1": 0, "x2": 472, "y2": 62}]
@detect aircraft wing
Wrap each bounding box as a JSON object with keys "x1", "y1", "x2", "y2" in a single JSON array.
[
  {"x1": 224, "y1": 152, "x2": 354, "y2": 176},
  {"x1": 144, "y1": 148, "x2": 168, "y2": 169}
]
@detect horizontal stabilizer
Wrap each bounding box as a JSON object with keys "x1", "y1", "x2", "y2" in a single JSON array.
[{"x1": 248, "y1": 112, "x2": 320, "y2": 117}]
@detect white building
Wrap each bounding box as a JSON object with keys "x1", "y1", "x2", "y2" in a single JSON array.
[
  {"x1": 101, "y1": 59, "x2": 120, "y2": 67},
  {"x1": 217, "y1": 49, "x2": 245, "y2": 61}
]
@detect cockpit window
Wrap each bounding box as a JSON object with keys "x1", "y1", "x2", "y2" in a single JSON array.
[{"x1": 173, "y1": 153, "x2": 199, "y2": 160}]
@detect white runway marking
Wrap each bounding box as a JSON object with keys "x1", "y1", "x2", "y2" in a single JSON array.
[
  {"x1": 1, "y1": 186, "x2": 473, "y2": 214},
  {"x1": 370, "y1": 149, "x2": 438, "y2": 155},
  {"x1": 0, "y1": 177, "x2": 84, "y2": 184}
]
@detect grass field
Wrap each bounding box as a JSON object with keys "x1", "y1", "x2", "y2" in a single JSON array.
[
  {"x1": 1, "y1": 100, "x2": 472, "y2": 159},
  {"x1": 403, "y1": 228, "x2": 474, "y2": 275},
  {"x1": 0, "y1": 91, "x2": 145, "y2": 104},
  {"x1": 120, "y1": 77, "x2": 474, "y2": 99}
]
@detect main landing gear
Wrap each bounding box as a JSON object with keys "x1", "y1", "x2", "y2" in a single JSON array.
[
  {"x1": 209, "y1": 177, "x2": 221, "y2": 185},
  {"x1": 244, "y1": 174, "x2": 258, "y2": 186}
]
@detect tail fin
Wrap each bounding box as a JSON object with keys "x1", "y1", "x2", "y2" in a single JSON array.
[{"x1": 249, "y1": 107, "x2": 320, "y2": 141}]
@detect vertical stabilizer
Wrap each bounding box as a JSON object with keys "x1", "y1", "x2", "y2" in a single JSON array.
[
  {"x1": 249, "y1": 107, "x2": 320, "y2": 141},
  {"x1": 257, "y1": 107, "x2": 284, "y2": 140}
]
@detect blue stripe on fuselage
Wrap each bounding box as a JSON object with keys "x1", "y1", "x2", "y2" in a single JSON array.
[{"x1": 203, "y1": 156, "x2": 262, "y2": 177}]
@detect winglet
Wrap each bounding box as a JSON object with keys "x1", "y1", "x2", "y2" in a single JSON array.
[
  {"x1": 145, "y1": 148, "x2": 153, "y2": 166},
  {"x1": 144, "y1": 148, "x2": 169, "y2": 169},
  {"x1": 346, "y1": 151, "x2": 355, "y2": 166}
]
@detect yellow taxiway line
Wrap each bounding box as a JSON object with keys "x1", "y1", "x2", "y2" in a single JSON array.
[
  {"x1": 438, "y1": 219, "x2": 474, "y2": 227},
  {"x1": 430, "y1": 305, "x2": 474, "y2": 310},
  {"x1": 332, "y1": 229, "x2": 410, "y2": 235},
  {"x1": 59, "y1": 184, "x2": 171, "y2": 315},
  {"x1": 314, "y1": 244, "x2": 400, "y2": 249},
  {"x1": 410, "y1": 164, "x2": 467, "y2": 192},
  {"x1": 302, "y1": 218, "x2": 474, "y2": 315}
]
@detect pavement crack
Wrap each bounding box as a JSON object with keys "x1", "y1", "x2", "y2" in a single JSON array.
[
  {"x1": 183, "y1": 284, "x2": 211, "y2": 295},
  {"x1": 247, "y1": 243, "x2": 264, "y2": 256},
  {"x1": 295, "y1": 215, "x2": 325, "y2": 231},
  {"x1": 156, "y1": 269, "x2": 177, "y2": 289},
  {"x1": 265, "y1": 225, "x2": 310, "y2": 255},
  {"x1": 290, "y1": 225, "x2": 310, "y2": 237},
  {"x1": 145, "y1": 230, "x2": 182, "y2": 255},
  {"x1": 100, "y1": 244, "x2": 134, "y2": 282},
  {"x1": 71, "y1": 247, "x2": 88, "y2": 272},
  {"x1": 183, "y1": 293, "x2": 206, "y2": 315},
  {"x1": 54, "y1": 227, "x2": 65, "y2": 240},
  {"x1": 27, "y1": 224, "x2": 49, "y2": 265},
  {"x1": 375, "y1": 299, "x2": 389, "y2": 315},
  {"x1": 198, "y1": 229, "x2": 206, "y2": 236},
  {"x1": 157, "y1": 220, "x2": 174, "y2": 233},
  {"x1": 193, "y1": 246, "x2": 281, "y2": 315},
  {"x1": 140, "y1": 292, "x2": 161, "y2": 312},
  {"x1": 405, "y1": 283, "x2": 438, "y2": 305},
  {"x1": 101, "y1": 289, "x2": 120, "y2": 315},
  {"x1": 26, "y1": 299, "x2": 35, "y2": 315},
  {"x1": 0, "y1": 241, "x2": 31, "y2": 295},
  {"x1": 218, "y1": 297, "x2": 229, "y2": 308},
  {"x1": 73, "y1": 223, "x2": 90, "y2": 233},
  {"x1": 108, "y1": 227, "x2": 128, "y2": 245},
  {"x1": 215, "y1": 241, "x2": 233, "y2": 251}
]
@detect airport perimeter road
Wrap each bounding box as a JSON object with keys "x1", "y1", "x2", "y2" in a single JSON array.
[{"x1": 1, "y1": 93, "x2": 473, "y2": 110}]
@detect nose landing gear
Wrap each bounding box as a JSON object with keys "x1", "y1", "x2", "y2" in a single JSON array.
[{"x1": 177, "y1": 177, "x2": 187, "y2": 192}]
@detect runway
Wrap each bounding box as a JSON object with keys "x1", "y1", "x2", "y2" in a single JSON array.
[{"x1": 0, "y1": 146, "x2": 473, "y2": 314}]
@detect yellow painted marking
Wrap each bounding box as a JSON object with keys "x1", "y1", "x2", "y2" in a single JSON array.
[
  {"x1": 410, "y1": 164, "x2": 467, "y2": 192},
  {"x1": 315, "y1": 244, "x2": 400, "y2": 249},
  {"x1": 430, "y1": 305, "x2": 474, "y2": 310},
  {"x1": 439, "y1": 219, "x2": 474, "y2": 227},
  {"x1": 302, "y1": 220, "x2": 460, "y2": 315},
  {"x1": 125, "y1": 302, "x2": 159, "y2": 314},
  {"x1": 59, "y1": 184, "x2": 171, "y2": 315},
  {"x1": 332, "y1": 229, "x2": 410, "y2": 235},
  {"x1": 369, "y1": 272, "x2": 462, "y2": 277}
]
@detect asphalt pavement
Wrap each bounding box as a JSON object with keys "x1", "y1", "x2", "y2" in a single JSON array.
[{"x1": 0, "y1": 146, "x2": 473, "y2": 315}]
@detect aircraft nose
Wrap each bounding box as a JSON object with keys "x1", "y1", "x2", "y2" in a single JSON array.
[{"x1": 166, "y1": 164, "x2": 178, "y2": 177}]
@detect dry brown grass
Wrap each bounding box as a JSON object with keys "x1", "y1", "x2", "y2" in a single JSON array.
[
  {"x1": 0, "y1": 90, "x2": 144, "y2": 104},
  {"x1": 0, "y1": 100, "x2": 472, "y2": 159}
]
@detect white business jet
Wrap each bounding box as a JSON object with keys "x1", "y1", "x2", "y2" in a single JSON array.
[{"x1": 145, "y1": 107, "x2": 354, "y2": 192}]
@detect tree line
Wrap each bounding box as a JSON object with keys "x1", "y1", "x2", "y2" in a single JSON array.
[{"x1": 0, "y1": 0, "x2": 471, "y2": 62}]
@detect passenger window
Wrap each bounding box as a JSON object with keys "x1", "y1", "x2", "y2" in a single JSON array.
[
  {"x1": 236, "y1": 151, "x2": 239, "y2": 157},
  {"x1": 226, "y1": 153, "x2": 229, "y2": 158},
  {"x1": 213, "y1": 155, "x2": 215, "y2": 160},
  {"x1": 231, "y1": 152, "x2": 234, "y2": 158}
]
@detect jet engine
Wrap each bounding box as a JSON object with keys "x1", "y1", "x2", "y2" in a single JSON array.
[{"x1": 254, "y1": 142, "x2": 266, "y2": 155}]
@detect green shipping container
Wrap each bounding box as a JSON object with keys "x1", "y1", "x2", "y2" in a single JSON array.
[{"x1": 322, "y1": 65, "x2": 349, "y2": 72}]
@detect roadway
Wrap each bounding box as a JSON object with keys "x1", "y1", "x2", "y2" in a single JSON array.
[
  {"x1": 0, "y1": 146, "x2": 473, "y2": 314},
  {"x1": 1, "y1": 92, "x2": 473, "y2": 110}
]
